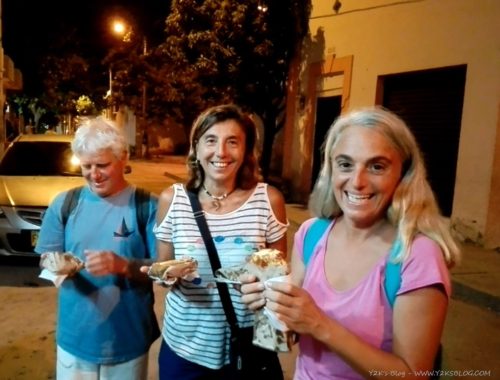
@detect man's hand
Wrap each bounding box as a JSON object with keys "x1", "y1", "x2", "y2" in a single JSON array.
[{"x1": 84, "y1": 250, "x2": 129, "y2": 277}]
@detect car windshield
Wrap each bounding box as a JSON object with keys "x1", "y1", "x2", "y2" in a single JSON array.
[{"x1": 0, "y1": 141, "x2": 82, "y2": 176}]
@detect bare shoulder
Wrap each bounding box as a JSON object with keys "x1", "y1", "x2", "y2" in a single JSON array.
[
  {"x1": 159, "y1": 185, "x2": 175, "y2": 206},
  {"x1": 266, "y1": 184, "x2": 287, "y2": 223},
  {"x1": 266, "y1": 184, "x2": 286, "y2": 205},
  {"x1": 156, "y1": 185, "x2": 176, "y2": 224}
]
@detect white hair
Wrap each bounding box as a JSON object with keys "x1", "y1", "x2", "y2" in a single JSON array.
[{"x1": 72, "y1": 117, "x2": 128, "y2": 159}]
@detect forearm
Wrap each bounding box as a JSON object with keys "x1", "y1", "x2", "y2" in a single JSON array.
[
  {"x1": 312, "y1": 298, "x2": 447, "y2": 380},
  {"x1": 312, "y1": 316, "x2": 416, "y2": 380},
  {"x1": 120, "y1": 258, "x2": 155, "y2": 282}
]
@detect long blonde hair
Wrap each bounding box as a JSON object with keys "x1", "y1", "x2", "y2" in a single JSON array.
[{"x1": 309, "y1": 107, "x2": 460, "y2": 266}]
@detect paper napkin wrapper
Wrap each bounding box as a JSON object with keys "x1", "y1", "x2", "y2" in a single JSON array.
[{"x1": 216, "y1": 249, "x2": 295, "y2": 352}]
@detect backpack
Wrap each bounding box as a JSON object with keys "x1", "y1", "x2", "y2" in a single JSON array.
[
  {"x1": 303, "y1": 218, "x2": 442, "y2": 376},
  {"x1": 60, "y1": 186, "x2": 152, "y2": 255}
]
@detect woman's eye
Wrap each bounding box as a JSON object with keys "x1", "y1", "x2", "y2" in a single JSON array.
[
  {"x1": 336, "y1": 161, "x2": 352, "y2": 170},
  {"x1": 370, "y1": 163, "x2": 386, "y2": 172}
]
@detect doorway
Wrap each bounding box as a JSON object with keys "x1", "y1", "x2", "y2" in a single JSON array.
[
  {"x1": 312, "y1": 96, "x2": 341, "y2": 190},
  {"x1": 379, "y1": 65, "x2": 466, "y2": 216}
]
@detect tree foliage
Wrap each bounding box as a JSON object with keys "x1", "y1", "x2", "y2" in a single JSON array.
[
  {"x1": 15, "y1": 27, "x2": 109, "y2": 126},
  {"x1": 19, "y1": 0, "x2": 312, "y2": 174},
  {"x1": 104, "y1": 33, "x2": 149, "y2": 116},
  {"x1": 143, "y1": 0, "x2": 311, "y2": 174}
]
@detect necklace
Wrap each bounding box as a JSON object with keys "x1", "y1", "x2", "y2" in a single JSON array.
[{"x1": 202, "y1": 185, "x2": 234, "y2": 210}]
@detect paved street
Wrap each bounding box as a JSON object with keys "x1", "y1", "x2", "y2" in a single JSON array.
[{"x1": 0, "y1": 156, "x2": 498, "y2": 379}]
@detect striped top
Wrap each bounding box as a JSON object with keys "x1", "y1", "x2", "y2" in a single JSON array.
[{"x1": 154, "y1": 183, "x2": 288, "y2": 369}]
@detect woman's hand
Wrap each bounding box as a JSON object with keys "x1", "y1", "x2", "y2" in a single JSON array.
[
  {"x1": 264, "y1": 280, "x2": 328, "y2": 337},
  {"x1": 240, "y1": 273, "x2": 266, "y2": 311}
]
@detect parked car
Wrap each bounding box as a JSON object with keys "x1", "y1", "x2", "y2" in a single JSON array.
[{"x1": 0, "y1": 134, "x2": 84, "y2": 257}]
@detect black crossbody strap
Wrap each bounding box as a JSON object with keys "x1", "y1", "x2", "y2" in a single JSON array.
[{"x1": 187, "y1": 191, "x2": 240, "y2": 334}]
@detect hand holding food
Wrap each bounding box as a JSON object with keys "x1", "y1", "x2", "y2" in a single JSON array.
[
  {"x1": 215, "y1": 248, "x2": 288, "y2": 283},
  {"x1": 216, "y1": 248, "x2": 293, "y2": 352},
  {"x1": 40, "y1": 251, "x2": 84, "y2": 276},
  {"x1": 147, "y1": 257, "x2": 200, "y2": 285}
]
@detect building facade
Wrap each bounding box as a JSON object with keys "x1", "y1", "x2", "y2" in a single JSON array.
[
  {"x1": 1, "y1": 1, "x2": 23, "y2": 153},
  {"x1": 282, "y1": 0, "x2": 500, "y2": 248}
]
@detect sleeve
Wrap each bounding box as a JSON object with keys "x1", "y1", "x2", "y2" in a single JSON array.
[
  {"x1": 266, "y1": 216, "x2": 289, "y2": 243},
  {"x1": 398, "y1": 235, "x2": 452, "y2": 298},
  {"x1": 34, "y1": 192, "x2": 67, "y2": 254}
]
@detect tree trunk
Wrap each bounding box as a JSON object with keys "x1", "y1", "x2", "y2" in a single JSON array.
[{"x1": 259, "y1": 108, "x2": 278, "y2": 180}]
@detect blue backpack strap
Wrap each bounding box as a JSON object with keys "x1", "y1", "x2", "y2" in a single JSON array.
[
  {"x1": 303, "y1": 218, "x2": 331, "y2": 267},
  {"x1": 303, "y1": 217, "x2": 402, "y2": 307},
  {"x1": 384, "y1": 239, "x2": 403, "y2": 308}
]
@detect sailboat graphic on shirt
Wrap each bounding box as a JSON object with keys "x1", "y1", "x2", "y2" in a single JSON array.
[{"x1": 114, "y1": 217, "x2": 134, "y2": 238}]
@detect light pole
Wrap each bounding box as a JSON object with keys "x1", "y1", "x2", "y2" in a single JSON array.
[
  {"x1": 140, "y1": 36, "x2": 148, "y2": 159},
  {"x1": 107, "y1": 19, "x2": 127, "y2": 120},
  {"x1": 108, "y1": 18, "x2": 148, "y2": 158}
]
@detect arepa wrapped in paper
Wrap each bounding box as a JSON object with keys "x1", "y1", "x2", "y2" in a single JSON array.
[
  {"x1": 147, "y1": 256, "x2": 200, "y2": 285},
  {"x1": 216, "y1": 248, "x2": 294, "y2": 352},
  {"x1": 39, "y1": 251, "x2": 84, "y2": 276}
]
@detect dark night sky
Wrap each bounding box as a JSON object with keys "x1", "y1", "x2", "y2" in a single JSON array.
[{"x1": 2, "y1": 0, "x2": 171, "y2": 95}]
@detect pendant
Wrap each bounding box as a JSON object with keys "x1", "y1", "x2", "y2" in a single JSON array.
[{"x1": 212, "y1": 199, "x2": 221, "y2": 210}]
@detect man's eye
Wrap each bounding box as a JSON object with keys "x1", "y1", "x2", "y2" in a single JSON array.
[{"x1": 205, "y1": 138, "x2": 216, "y2": 145}]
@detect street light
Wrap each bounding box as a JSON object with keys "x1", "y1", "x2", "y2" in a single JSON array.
[
  {"x1": 106, "y1": 19, "x2": 127, "y2": 119},
  {"x1": 106, "y1": 18, "x2": 148, "y2": 158},
  {"x1": 108, "y1": 18, "x2": 148, "y2": 158}
]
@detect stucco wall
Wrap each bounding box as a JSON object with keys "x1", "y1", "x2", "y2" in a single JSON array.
[{"x1": 301, "y1": 0, "x2": 500, "y2": 246}]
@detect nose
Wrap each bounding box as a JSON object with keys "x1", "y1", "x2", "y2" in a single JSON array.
[
  {"x1": 89, "y1": 166, "x2": 102, "y2": 180},
  {"x1": 351, "y1": 167, "x2": 367, "y2": 188},
  {"x1": 215, "y1": 141, "x2": 227, "y2": 157}
]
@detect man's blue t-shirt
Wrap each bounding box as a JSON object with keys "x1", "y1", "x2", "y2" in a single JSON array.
[{"x1": 35, "y1": 185, "x2": 160, "y2": 364}]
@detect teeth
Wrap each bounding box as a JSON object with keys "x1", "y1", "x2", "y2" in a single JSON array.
[
  {"x1": 212, "y1": 162, "x2": 229, "y2": 168},
  {"x1": 346, "y1": 192, "x2": 371, "y2": 204}
]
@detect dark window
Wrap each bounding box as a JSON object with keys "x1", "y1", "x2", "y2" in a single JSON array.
[
  {"x1": 312, "y1": 96, "x2": 342, "y2": 189},
  {"x1": 380, "y1": 65, "x2": 466, "y2": 216},
  {"x1": 0, "y1": 141, "x2": 81, "y2": 176}
]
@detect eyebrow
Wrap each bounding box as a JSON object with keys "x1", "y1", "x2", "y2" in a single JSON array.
[
  {"x1": 334, "y1": 154, "x2": 393, "y2": 163},
  {"x1": 203, "y1": 133, "x2": 240, "y2": 140}
]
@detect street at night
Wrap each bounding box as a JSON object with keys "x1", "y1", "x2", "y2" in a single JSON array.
[{"x1": 0, "y1": 158, "x2": 499, "y2": 379}]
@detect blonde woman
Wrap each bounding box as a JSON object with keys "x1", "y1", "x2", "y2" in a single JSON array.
[{"x1": 242, "y1": 107, "x2": 460, "y2": 380}]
